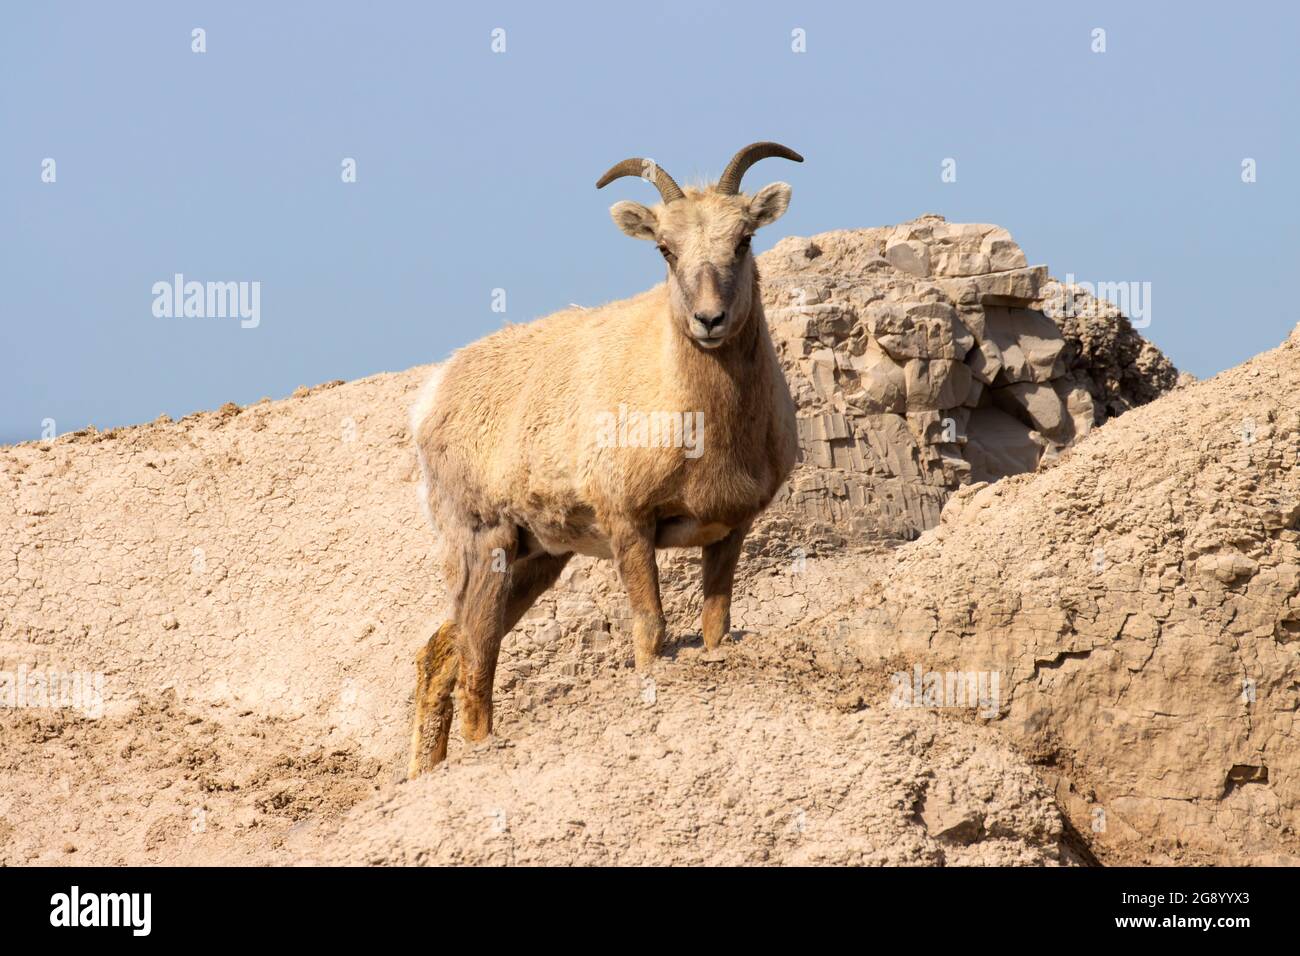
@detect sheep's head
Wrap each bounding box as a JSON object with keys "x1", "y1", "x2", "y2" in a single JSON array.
[{"x1": 598, "y1": 142, "x2": 802, "y2": 350}]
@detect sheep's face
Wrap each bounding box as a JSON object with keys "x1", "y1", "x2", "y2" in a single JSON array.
[{"x1": 610, "y1": 183, "x2": 792, "y2": 350}]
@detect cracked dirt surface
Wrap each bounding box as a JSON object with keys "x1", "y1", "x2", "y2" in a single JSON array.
[
  {"x1": 281, "y1": 631, "x2": 1069, "y2": 866},
  {"x1": 830, "y1": 324, "x2": 1300, "y2": 863},
  {"x1": 0, "y1": 559, "x2": 1073, "y2": 865}
]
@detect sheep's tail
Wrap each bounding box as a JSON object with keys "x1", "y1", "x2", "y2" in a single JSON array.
[{"x1": 408, "y1": 620, "x2": 459, "y2": 778}]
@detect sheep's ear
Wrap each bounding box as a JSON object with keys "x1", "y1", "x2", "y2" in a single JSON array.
[
  {"x1": 748, "y1": 182, "x2": 792, "y2": 228},
  {"x1": 610, "y1": 200, "x2": 658, "y2": 241}
]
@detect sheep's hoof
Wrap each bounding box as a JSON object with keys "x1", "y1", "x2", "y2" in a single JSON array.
[
  {"x1": 701, "y1": 647, "x2": 728, "y2": 664},
  {"x1": 458, "y1": 691, "x2": 493, "y2": 744},
  {"x1": 631, "y1": 621, "x2": 664, "y2": 672}
]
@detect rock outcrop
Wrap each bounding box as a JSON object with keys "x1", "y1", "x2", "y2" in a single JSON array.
[{"x1": 758, "y1": 216, "x2": 1178, "y2": 542}]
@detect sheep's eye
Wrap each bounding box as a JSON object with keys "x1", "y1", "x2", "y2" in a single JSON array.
[
  {"x1": 657, "y1": 244, "x2": 675, "y2": 261},
  {"x1": 735, "y1": 235, "x2": 752, "y2": 256}
]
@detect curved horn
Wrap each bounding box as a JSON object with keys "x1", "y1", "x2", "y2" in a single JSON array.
[
  {"x1": 716, "y1": 141, "x2": 804, "y2": 195},
  {"x1": 595, "y1": 158, "x2": 685, "y2": 204}
]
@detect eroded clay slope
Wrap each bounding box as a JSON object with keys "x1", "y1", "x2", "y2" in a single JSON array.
[
  {"x1": 1, "y1": 370, "x2": 436, "y2": 764},
  {"x1": 0, "y1": 350, "x2": 1067, "y2": 865},
  {"x1": 831, "y1": 325, "x2": 1300, "y2": 863}
]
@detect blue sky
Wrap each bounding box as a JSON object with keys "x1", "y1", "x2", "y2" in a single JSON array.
[{"x1": 2, "y1": 2, "x2": 1296, "y2": 443}]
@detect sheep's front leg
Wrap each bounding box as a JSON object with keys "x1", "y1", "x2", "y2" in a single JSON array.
[
  {"x1": 610, "y1": 519, "x2": 665, "y2": 671},
  {"x1": 701, "y1": 522, "x2": 750, "y2": 661}
]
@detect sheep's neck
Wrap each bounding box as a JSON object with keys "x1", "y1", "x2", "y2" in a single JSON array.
[{"x1": 668, "y1": 277, "x2": 773, "y2": 425}]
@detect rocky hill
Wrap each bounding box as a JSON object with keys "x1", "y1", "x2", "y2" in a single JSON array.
[{"x1": 6, "y1": 222, "x2": 1289, "y2": 867}]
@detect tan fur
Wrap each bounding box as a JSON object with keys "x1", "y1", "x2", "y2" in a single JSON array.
[
  {"x1": 408, "y1": 181, "x2": 798, "y2": 775},
  {"x1": 407, "y1": 620, "x2": 458, "y2": 777}
]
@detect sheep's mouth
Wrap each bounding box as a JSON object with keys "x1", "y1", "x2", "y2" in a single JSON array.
[{"x1": 689, "y1": 324, "x2": 729, "y2": 348}]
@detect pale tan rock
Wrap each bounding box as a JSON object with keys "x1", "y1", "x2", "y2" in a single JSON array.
[
  {"x1": 930, "y1": 222, "x2": 1001, "y2": 242},
  {"x1": 856, "y1": 344, "x2": 908, "y2": 414},
  {"x1": 953, "y1": 265, "x2": 1047, "y2": 302},
  {"x1": 805, "y1": 411, "x2": 851, "y2": 442},
  {"x1": 931, "y1": 248, "x2": 992, "y2": 277},
  {"x1": 835, "y1": 326, "x2": 1300, "y2": 863},
  {"x1": 963, "y1": 407, "x2": 1046, "y2": 482},
  {"x1": 884, "y1": 238, "x2": 931, "y2": 277},
  {"x1": 905, "y1": 359, "x2": 973, "y2": 411},
  {"x1": 985, "y1": 307, "x2": 1065, "y2": 384},
  {"x1": 919, "y1": 776, "x2": 986, "y2": 844},
  {"x1": 1057, "y1": 379, "x2": 1096, "y2": 439},
  {"x1": 992, "y1": 381, "x2": 1068, "y2": 439},
  {"x1": 979, "y1": 227, "x2": 1029, "y2": 272},
  {"x1": 868, "y1": 301, "x2": 974, "y2": 361},
  {"x1": 967, "y1": 338, "x2": 1004, "y2": 385}
]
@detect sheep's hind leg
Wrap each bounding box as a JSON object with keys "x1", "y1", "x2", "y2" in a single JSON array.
[
  {"x1": 700, "y1": 523, "x2": 750, "y2": 663},
  {"x1": 408, "y1": 547, "x2": 567, "y2": 777},
  {"x1": 610, "y1": 519, "x2": 666, "y2": 672},
  {"x1": 455, "y1": 522, "x2": 518, "y2": 744},
  {"x1": 408, "y1": 620, "x2": 459, "y2": 778}
]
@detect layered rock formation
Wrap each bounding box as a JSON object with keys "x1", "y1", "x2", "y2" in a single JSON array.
[{"x1": 758, "y1": 216, "x2": 1178, "y2": 542}]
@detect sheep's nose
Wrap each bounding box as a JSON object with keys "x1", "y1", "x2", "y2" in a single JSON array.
[{"x1": 694, "y1": 310, "x2": 726, "y2": 332}]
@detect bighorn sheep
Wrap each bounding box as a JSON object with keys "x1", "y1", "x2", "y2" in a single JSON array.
[{"x1": 408, "y1": 142, "x2": 802, "y2": 776}]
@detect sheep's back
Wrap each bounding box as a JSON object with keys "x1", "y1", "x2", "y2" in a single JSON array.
[{"x1": 423, "y1": 290, "x2": 666, "y2": 513}]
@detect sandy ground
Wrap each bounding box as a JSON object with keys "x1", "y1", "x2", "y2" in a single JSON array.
[
  {"x1": 0, "y1": 607, "x2": 1071, "y2": 866},
  {"x1": 4, "y1": 313, "x2": 1293, "y2": 866},
  {"x1": 0, "y1": 359, "x2": 1072, "y2": 864}
]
